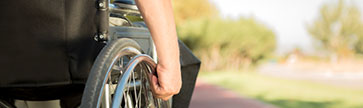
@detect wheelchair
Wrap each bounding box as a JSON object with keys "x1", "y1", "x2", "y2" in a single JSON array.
[
  {"x1": 0, "y1": 0, "x2": 171, "y2": 108},
  {"x1": 80, "y1": 0, "x2": 172, "y2": 108}
]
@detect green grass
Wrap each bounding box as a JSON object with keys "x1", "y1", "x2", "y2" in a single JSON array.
[{"x1": 199, "y1": 70, "x2": 363, "y2": 108}]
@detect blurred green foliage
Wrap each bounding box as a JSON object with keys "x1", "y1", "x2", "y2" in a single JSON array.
[
  {"x1": 172, "y1": 0, "x2": 219, "y2": 25},
  {"x1": 200, "y1": 71, "x2": 363, "y2": 108},
  {"x1": 355, "y1": 26, "x2": 363, "y2": 54},
  {"x1": 177, "y1": 18, "x2": 276, "y2": 70},
  {"x1": 307, "y1": 0, "x2": 363, "y2": 57},
  {"x1": 173, "y1": 0, "x2": 276, "y2": 70}
]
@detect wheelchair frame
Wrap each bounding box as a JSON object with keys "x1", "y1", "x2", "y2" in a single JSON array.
[
  {"x1": 79, "y1": 1, "x2": 172, "y2": 108},
  {"x1": 0, "y1": 1, "x2": 171, "y2": 108}
]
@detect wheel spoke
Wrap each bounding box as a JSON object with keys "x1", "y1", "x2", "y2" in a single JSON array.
[
  {"x1": 120, "y1": 57, "x2": 124, "y2": 72},
  {"x1": 127, "y1": 76, "x2": 132, "y2": 108},
  {"x1": 133, "y1": 68, "x2": 138, "y2": 108},
  {"x1": 123, "y1": 92, "x2": 127, "y2": 108},
  {"x1": 123, "y1": 75, "x2": 131, "y2": 108},
  {"x1": 135, "y1": 67, "x2": 144, "y2": 108},
  {"x1": 103, "y1": 53, "x2": 163, "y2": 108}
]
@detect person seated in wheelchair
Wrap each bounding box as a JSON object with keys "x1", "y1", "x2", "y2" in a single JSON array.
[{"x1": 0, "y1": 0, "x2": 200, "y2": 108}]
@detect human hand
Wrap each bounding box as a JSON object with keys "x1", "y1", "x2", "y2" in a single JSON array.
[{"x1": 149, "y1": 62, "x2": 182, "y2": 101}]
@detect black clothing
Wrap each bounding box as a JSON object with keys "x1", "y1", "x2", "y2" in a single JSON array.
[
  {"x1": 173, "y1": 41, "x2": 201, "y2": 108},
  {"x1": 0, "y1": 0, "x2": 104, "y2": 87}
]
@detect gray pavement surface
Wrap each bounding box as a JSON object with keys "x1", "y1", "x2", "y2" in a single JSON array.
[{"x1": 258, "y1": 63, "x2": 363, "y2": 89}]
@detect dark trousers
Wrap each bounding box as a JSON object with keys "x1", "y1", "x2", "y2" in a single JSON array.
[{"x1": 0, "y1": 85, "x2": 84, "y2": 108}]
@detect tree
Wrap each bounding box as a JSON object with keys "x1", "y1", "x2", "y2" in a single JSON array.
[
  {"x1": 177, "y1": 18, "x2": 276, "y2": 70},
  {"x1": 172, "y1": 0, "x2": 218, "y2": 25},
  {"x1": 173, "y1": 0, "x2": 276, "y2": 70},
  {"x1": 307, "y1": 0, "x2": 363, "y2": 57}
]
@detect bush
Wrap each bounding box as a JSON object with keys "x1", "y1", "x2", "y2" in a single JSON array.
[{"x1": 177, "y1": 18, "x2": 276, "y2": 70}]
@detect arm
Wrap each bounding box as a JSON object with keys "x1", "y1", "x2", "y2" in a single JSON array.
[{"x1": 134, "y1": 0, "x2": 182, "y2": 100}]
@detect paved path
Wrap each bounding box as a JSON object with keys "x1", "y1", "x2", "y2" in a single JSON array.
[
  {"x1": 259, "y1": 63, "x2": 363, "y2": 89},
  {"x1": 189, "y1": 80, "x2": 275, "y2": 108}
]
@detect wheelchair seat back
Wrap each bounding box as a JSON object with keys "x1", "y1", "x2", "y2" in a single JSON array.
[{"x1": 0, "y1": 0, "x2": 107, "y2": 99}]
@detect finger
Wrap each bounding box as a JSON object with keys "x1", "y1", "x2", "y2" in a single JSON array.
[
  {"x1": 148, "y1": 74, "x2": 160, "y2": 93},
  {"x1": 155, "y1": 94, "x2": 173, "y2": 101},
  {"x1": 161, "y1": 95, "x2": 173, "y2": 101},
  {"x1": 154, "y1": 90, "x2": 174, "y2": 98},
  {"x1": 148, "y1": 74, "x2": 172, "y2": 97}
]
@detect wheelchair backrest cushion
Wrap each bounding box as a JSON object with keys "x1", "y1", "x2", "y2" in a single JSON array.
[{"x1": 0, "y1": 0, "x2": 105, "y2": 87}]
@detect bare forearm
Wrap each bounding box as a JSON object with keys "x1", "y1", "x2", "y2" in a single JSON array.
[
  {"x1": 135, "y1": 0, "x2": 181, "y2": 100},
  {"x1": 135, "y1": 0, "x2": 180, "y2": 69}
]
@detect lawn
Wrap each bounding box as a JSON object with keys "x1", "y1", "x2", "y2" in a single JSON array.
[{"x1": 199, "y1": 70, "x2": 363, "y2": 108}]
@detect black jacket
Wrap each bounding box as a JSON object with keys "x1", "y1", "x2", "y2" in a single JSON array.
[{"x1": 0, "y1": 0, "x2": 105, "y2": 87}]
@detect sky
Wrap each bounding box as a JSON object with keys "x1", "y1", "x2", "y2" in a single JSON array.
[{"x1": 210, "y1": 0, "x2": 363, "y2": 54}]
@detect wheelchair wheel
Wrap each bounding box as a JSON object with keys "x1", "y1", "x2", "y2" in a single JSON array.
[{"x1": 80, "y1": 38, "x2": 169, "y2": 108}]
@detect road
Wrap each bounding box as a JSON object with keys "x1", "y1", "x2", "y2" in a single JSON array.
[
  {"x1": 189, "y1": 80, "x2": 276, "y2": 108},
  {"x1": 258, "y1": 63, "x2": 363, "y2": 89}
]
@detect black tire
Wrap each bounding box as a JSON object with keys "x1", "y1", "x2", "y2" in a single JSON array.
[{"x1": 80, "y1": 38, "x2": 142, "y2": 108}]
